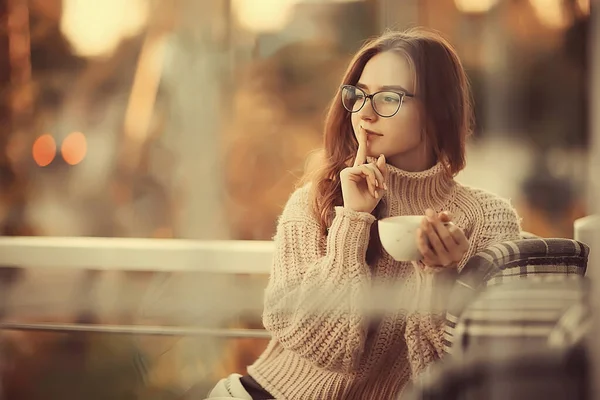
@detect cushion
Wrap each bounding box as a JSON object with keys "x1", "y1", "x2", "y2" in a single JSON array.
[{"x1": 443, "y1": 238, "x2": 589, "y2": 354}]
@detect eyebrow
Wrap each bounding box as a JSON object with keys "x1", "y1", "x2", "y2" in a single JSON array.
[{"x1": 356, "y1": 82, "x2": 412, "y2": 94}]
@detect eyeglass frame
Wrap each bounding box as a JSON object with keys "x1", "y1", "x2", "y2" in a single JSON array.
[{"x1": 340, "y1": 84, "x2": 415, "y2": 118}]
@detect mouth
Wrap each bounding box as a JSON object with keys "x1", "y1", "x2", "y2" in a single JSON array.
[{"x1": 363, "y1": 128, "x2": 383, "y2": 137}]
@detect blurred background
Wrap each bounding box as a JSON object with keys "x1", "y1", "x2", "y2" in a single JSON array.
[{"x1": 0, "y1": 0, "x2": 596, "y2": 398}]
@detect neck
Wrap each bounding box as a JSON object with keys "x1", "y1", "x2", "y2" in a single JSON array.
[
  {"x1": 385, "y1": 145, "x2": 436, "y2": 172},
  {"x1": 379, "y1": 161, "x2": 456, "y2": 216}
]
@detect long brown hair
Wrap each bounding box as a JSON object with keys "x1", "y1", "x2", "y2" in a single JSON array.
[{"x1": 303, "y1": 28, "x2": 473, "y2": 263}]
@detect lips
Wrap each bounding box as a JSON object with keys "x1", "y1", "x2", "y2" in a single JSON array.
[{"x1": 364, "y1": 128, "x2": 383, "y2": 137}]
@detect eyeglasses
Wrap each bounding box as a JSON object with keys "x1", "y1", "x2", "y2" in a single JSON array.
[{"x1": 340, "y1": 85, "x2": 415, "y2": 118}]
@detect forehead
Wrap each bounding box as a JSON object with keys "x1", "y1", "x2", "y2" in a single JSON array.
[{"x1": 357, "y1": 51, "x2": 414, "y2": 92}]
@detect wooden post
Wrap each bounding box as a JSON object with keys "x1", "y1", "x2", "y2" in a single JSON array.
[
  {"x1": 0, "y1": 0, "x2": 32, "y2": 236},
  {"x1": 0, "y1": 0, "x2": 32, "y2": 301},
  {"x1": 0, "y1": 0, "x2": 12, "y2": 180},
  {"x1": 588, "y1": 4, "x2": 600, "y2": 398}
]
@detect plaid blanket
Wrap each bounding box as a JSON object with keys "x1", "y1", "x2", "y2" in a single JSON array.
[
  {"x1": 405, "y1": 341, "x2": 589, "y2": 400},
  {"x1": 443, "y1": 238, "x2": 590, "y2": 355}
]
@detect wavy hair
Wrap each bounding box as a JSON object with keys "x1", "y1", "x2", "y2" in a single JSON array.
[{"x1": 302, "y1": 28, "x2": 474, "y2": 263}]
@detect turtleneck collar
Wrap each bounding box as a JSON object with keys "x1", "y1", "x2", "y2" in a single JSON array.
[{"x1": 377, "y1": 161, "x2": 456, "y2": 217}]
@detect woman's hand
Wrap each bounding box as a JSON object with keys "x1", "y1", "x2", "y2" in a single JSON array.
[
  {"x1": 416, "y1": 209, "x2": 469, "y2": 268},
  {"x1": 340, "y1": 127, "x2": 388, "y2": 214}
]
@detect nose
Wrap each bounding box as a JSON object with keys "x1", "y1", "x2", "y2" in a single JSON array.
[{"x1": 358, "y1": 97, "x2": 377, "y2": 121}]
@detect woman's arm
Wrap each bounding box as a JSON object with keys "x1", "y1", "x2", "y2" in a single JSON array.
[
  {"x1": 404, "y1": 193, "x2": 522, "y2": 377},
  {"x1": 262, "y1": 187, "x2": 374, "y2": 373}
]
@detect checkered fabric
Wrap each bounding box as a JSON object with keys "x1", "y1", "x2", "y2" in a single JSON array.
[
  {"x1": 449, "y1": 277, "x2": 589, "y2": 357},
  {"x1": 443, "y1": 238, "x2": 590, "y2": 355},
  {"x1": 404, "y1": 340, "x2": 590, "y2": 400},
  {"x1": 548, "y1": 301, "x2": 593, "y2": 348}
]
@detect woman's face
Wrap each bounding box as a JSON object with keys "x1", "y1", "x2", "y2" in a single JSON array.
[{"x1": 350, "y1": 51, "x2": 432, "y2": 171}]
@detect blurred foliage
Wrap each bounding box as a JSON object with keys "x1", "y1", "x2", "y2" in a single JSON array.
[{"x1": 0, "y1": 0, "x2": 592, "y2": 398}]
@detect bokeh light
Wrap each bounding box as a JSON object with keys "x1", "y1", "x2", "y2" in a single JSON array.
[
  {"x1": 61, "y1": 132, "x2": 87, "y2": 166},
  {"x1": 454, "y1": 0, "x2": 499, "y2": 14},
  {"x1": 529, "y1": 0, "x2": 569, "y2": 28},
  {"x1": 60, "y1": 0, "x2": 149, "y2": 57},
  {"x1": 32, "y1": 134, "x2": 57, "y2": 167},
  {"x1": 233, "y1": 0, "x2": 297, "y2": 32}
]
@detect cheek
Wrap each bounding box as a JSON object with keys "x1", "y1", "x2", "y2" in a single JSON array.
[
  {"x1": 405, "y1": 106, "x2": 422, "y2": 133},
  {"x1": 387, "y1": 110, "x2": 421, "y2": 139},
  {"x1": 385, "y1": 119, "x2": 419, "y2": 140}
]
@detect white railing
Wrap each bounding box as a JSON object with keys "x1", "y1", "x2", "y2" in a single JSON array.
[
  {"x1": 0, "y1": 322, "x2": 271, "y2": 338},
  {"x1": 0, "y1": 236, "x2": 274, "y2": 337},
  {"x1": 0, "y1": 236, "x2": 274, "y2": 274}
]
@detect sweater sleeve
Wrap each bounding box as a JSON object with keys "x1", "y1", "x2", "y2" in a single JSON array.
[
  {"x1": 404, "y1": 192, "x2": 522, "y2": 378},
  {"x1": 262, "y1": 187, "x2": 374, "y2": 373}
]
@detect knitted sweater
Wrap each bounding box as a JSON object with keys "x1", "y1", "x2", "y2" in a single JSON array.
[{"x1": 247, "y1": 162, "x2": 521, "y2": 400}]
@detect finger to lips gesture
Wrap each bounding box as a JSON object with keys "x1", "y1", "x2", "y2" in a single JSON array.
[
  {"x1": 340, "y1": 127, "x2": 389, "y2": 214},
  {"x1": 416, "y1": 209, "x2": 469, "y2": 268}
]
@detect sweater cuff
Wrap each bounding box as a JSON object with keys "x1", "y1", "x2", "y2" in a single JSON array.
[{"x1": 327, "y1": 207, "x2": 375, "y2": 268}]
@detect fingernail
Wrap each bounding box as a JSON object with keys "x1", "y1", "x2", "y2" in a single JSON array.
[
  {"x1": 375, "y1": 190, "x2": 379, "y2": 198},
  {"x1": 375, "y1": 180, "x2": 379, "y2": 188},
  {"x1": 426, "y1": 209, "x2": 435, "y2": 219},
  {"x1": 383, "y1": 182, "x2": 388, "y2": 190}
]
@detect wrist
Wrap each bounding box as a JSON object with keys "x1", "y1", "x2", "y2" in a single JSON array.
[
  {"x1": 343, "y1": 205, "x2": 375, "y2": 215},
  {"x1": 417, "y1": 260, "x2": 456, "y2": 274}
]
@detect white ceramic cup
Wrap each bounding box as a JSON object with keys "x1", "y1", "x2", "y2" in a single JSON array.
[{"x1": 378, "y1": 215, "x2": 425, "y2": 261}]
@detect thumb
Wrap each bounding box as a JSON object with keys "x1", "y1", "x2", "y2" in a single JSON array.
[{"x1": 439, "y1": 211, "x2": 452, "y2": 222}]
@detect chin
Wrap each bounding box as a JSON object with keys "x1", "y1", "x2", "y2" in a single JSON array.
[{"x1": 366, "y1": 142, "x2": 385, "y2": 158}]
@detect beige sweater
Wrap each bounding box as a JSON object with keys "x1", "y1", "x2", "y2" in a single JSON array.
[{"x1": 248, "y1": 162, "x2": 521, "y2": 399}]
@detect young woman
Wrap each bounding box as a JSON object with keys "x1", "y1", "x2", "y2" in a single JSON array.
[{"x1": 207, "y1": 27, "x2": 521, "y2": 400}]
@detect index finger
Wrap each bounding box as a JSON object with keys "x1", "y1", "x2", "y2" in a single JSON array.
[{"x1": 353, "y1": 127, "x2": 367, "y2": 167}]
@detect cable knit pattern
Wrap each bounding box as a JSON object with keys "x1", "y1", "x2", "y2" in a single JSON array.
[{"x1": 248, "y1": 162, "x2": 521, "y2": 400}]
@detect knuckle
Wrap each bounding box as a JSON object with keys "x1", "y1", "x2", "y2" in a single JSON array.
[{"x1": 368, "y1": 165, "x2": 383, "y2": 178}]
